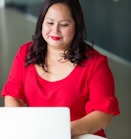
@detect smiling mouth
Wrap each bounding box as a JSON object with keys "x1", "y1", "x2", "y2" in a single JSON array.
[{"x1": 51, "y1": 36, "x2": 61, "y2": 41}]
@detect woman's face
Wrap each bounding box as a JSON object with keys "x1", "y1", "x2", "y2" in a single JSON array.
[{"x1": 42, "y1": 3, "x2": 75, "y2": 50}]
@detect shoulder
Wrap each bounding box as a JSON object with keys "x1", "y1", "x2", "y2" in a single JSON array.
[
  {"x1": 84, "y1": 48, "x2": 108, "y2": 66},
  {"x1": 82, "y1": 47, "x2": 112, "y2": 77},
  {"x1": 18, "y1": 41, "x2": 33, "y2": 52},
  {"x1": 82, "y1": 48, "x2": 114, "y2": 85},
  {"x1": 16, "y1": 41, "x2": 33, "y2": 58}
]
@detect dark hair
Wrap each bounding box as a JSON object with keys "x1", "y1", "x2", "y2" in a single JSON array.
[{"x1": 25, "y1": 0, "x2": 92, "y2": 70}]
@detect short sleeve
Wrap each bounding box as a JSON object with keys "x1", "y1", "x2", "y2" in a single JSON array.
[
  {"x1": 85, "y1": 53, "x2": 120, "y2": 116},
  {"x1": 1, "y1": 42, "x2": 32, "y2": 101}
]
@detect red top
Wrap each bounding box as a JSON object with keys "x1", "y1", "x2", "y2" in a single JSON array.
[{"x1": 1, "y1": 42, "x2": 120, "y2": 137}]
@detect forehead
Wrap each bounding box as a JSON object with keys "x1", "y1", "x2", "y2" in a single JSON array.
[{"x1": 45, "y1": 3, "x2": 73, "y2": 20}]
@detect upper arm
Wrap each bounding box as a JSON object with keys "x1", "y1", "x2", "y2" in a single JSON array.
[
  {"x1": 1, "y1": 43, "x2": 29, "y2": 102},
  {"x1": 85, "y1": 54, "x2": 120, "y2": 116}
]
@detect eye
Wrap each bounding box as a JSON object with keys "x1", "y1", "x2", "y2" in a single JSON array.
[
  {"x1": 60, "y1": 24, "x2": 69, "y2": 27},
  {"x1": 47, "y1": 22, "x2": 53, "y2": 25}
]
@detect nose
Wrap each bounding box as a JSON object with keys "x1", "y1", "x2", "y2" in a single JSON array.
[{"x1": 52, "y1": 24, "x2": 60, "y2": 33}]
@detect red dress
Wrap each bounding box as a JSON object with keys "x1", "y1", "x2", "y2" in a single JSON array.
[{"x1": 1, "y1": 42, "x2": 120, "y2": 137}]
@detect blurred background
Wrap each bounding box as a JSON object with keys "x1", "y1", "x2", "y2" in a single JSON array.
[{"x1": 0, "y1": 0, "x2": 131, "y2": 139}]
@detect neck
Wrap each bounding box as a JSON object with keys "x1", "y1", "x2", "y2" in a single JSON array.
[{"x1": 46, "y1": 47, "x2": 66, "y2": 62}]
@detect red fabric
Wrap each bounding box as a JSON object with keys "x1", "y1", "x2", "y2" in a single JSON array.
[{"x1": 1, "y1": 42, "x2": 120, "y2": 137}]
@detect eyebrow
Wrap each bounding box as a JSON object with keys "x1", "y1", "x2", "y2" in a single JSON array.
[{"x1": 45, "y1": 17, "x2": 73, "y2": 22}]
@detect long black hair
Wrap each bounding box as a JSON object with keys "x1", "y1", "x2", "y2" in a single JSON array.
[{"x1": 25, "y1": 0, "x2": 92, "y2": 70}]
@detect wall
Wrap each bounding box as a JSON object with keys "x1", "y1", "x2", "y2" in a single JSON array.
[{"x1": 80, "y1": 0, "x2": 131, "y2": 63}]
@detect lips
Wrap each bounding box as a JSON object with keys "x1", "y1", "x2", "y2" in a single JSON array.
[{"x1": 51, "y1": 36, "x2": 61, "y2": 40}]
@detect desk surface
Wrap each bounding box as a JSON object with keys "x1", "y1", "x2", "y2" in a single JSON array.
[{"x1": 73, "y1": 134, "x2": 107, "y2": 139}]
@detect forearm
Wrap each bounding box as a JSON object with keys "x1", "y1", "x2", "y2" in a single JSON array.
[
  {"x1": 71, "y1": 111, "x2": 112, "y2": 136},
  {"x1": 4, "y1": 95, "x2": 24, "y2": 107}
]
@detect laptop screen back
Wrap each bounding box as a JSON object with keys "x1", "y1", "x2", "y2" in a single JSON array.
[{"x1": 0, "y1": 107, "x2": 71, "y2": 139}]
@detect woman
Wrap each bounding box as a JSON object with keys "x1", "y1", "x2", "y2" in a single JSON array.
[{"x1": 1, "y1": 0, "x2": 120, "y2": 138}]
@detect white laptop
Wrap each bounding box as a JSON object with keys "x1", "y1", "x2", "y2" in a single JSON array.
[{"x1": 0, "y1": 107, "x2": 71, "y2": 139}]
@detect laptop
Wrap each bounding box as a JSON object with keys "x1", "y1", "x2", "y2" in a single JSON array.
[{"x1": 0, "y1": 107, "x2": 71, "y2": 139}]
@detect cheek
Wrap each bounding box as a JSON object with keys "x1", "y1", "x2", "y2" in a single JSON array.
[
  {"x1": 42, "y1": 24, "x2": 50, "y2": 38},
  {"x1": 65, "y1": 27, "x2": 75, "y2": 39}
]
